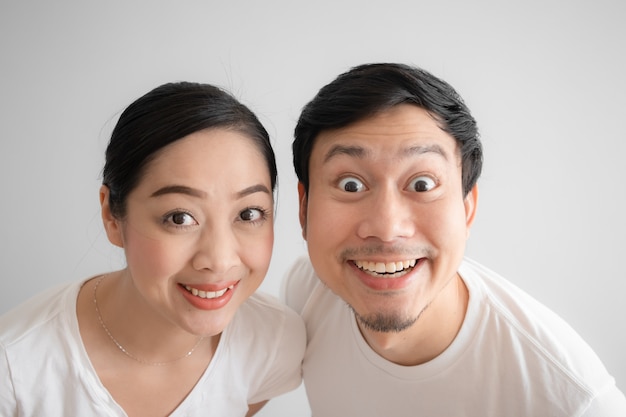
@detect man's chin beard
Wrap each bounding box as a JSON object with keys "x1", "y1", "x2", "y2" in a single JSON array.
[{"x1": 353, "y1": 310, "x2": 417, "y2": 333}]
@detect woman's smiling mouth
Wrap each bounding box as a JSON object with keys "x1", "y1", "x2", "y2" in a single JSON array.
[{"x1": 183, "y1": 284, "x2": 235, "y2": 299}]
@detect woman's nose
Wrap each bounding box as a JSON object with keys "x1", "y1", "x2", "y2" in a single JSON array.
[{"x1": 191, "y1": 224, "x2": 241, "y2": 274}]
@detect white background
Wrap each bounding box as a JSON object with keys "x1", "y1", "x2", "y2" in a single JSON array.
[{"x1": 1, "y1": 1, "x2": 624, "y2": 415}]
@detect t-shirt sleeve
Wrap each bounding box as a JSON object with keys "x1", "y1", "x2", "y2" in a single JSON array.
[
  {"x1": 247, "y1": 295, "x2": 306, "y2": 404},
  {"x1": 580, "y1": 380, "x2": 626, "y2": 417},
  {"x1": 0, "y1": 345, "x2": 17, "y2": 416}
]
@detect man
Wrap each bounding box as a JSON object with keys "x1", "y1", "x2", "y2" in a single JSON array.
[{"x1": 283, "y1": 63, "x2": 626, "y2": 416}]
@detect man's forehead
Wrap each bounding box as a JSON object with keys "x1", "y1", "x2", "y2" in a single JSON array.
[
  {"x1": 319, "y1": 103, "x2": 450, "y2": 138},
  {"x1": 321, "y1": 142, "x2": 451, "y2": 165}
]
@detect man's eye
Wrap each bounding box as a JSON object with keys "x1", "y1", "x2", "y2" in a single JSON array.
[
  {"x1": 408, "y1": 175, "x2": 437, "y2": 192},
  {"x1": 166, "y1": 212, "x2": 197, "y2": 226},
  {"x1": 239, "y1": 208, "x2": 264, "y2": 222},
  {"x1": 338, "y1": 177, "x2": 365, "y2": 193}
]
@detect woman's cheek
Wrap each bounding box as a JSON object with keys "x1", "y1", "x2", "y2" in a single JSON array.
[
  {"x1": 124, "y1": 230, "x2": 191, "y2": 276},
  {"x1": 242, "y1": 230, "x2": 274, "y2": 277}
]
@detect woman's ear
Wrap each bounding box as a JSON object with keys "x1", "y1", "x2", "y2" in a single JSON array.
[
  {"x1": 297, "y1": 182, "x2": 307, "y2": 240},
  {"x1": 100, "y1": 185, "x2": 124, "y2": 248}
]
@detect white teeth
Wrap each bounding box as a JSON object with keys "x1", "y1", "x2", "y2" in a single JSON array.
[
  {"x1": 354, "y1": 259, "x2": 417, "y2": 276},
  {"x1": 184, "y1": 285, "x2": 234, "y2": 299}
]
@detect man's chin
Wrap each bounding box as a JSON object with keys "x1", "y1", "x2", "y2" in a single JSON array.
[{"x1": 353, "y1": 309, "x2": 417, "y2": 333}]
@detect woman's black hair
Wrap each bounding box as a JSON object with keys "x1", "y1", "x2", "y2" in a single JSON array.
[
  {"x1": 102, "y1": 81, "x2": 277, "y2": 218},
  {"x1": 293, "y1": 63, "x2": 482, "y2": 196}
]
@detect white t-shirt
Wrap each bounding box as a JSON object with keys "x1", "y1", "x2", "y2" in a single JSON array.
[
  {"x1": 283, "y1": 257, "x2": 626, "y2": 417},
  {"x1": 0, "y1": 279, "x2": 305, "y2": 416}
]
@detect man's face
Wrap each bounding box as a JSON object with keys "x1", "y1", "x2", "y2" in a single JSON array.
[{"x1": 299, "y1": 104, "x2": 477, "y2": 333}]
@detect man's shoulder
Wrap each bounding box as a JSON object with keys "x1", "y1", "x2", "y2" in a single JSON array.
[
  {"x1": 460, "y1": 258, "x2": 619, "y2": 400},
  {"x1": 281, "y1": 256, "x2": 322, "y2": 314},
  {"x1": 239, "y1": 290, "x2": 304, "y2": 333},
  {"x1": 231, "y1": 290, "x2": 306, "y2": 357}
]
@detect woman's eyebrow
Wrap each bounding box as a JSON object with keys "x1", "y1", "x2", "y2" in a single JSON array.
[
  {"x1": 150, "y1": 184, "x2": 271, "y2": 199},
  {"x1": 236, "y1": 184, "x2": 271, "y2": 198},
  {"x1": 150, "y1": 185, "x2": 206, "y2": 198}
]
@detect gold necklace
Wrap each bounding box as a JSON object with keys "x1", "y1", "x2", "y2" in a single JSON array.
[{"x1": 93, "y1": 275, "x2": 204, "y2": 366}]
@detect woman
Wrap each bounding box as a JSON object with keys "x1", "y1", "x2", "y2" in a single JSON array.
[{"x1": 0, "y1": 82, "x2": 305, "y2": 416}]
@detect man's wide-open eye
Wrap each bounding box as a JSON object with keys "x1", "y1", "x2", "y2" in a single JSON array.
[{"x1": 338, "y1": 176, "x2": 365, "y2": 193}]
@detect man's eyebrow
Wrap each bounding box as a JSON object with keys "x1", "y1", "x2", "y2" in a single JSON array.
[
  {"x1": 150, "y1": 185, "x2": 206, "y2": 198},
  {"x1": 323, "y1": 143, "x2": 449, "y2": 163},
  {"x1": 323, "y1": 145, "x2": 369, "y2": 163},
  {"x1": 405, "y1": 144, "x2": 449, "y2": 160}
]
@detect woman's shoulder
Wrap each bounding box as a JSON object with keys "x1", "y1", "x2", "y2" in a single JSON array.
[{"x1": 0, "y1": 280, "x2": 81, "y2": 347}]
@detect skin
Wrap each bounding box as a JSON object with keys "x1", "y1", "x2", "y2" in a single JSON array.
[
  {"x1": 299, "y1": 104, "x2": 478, "y2": 366},
  {"x1": 77, "y1": 128, "x2": 273, "y2": 416}
]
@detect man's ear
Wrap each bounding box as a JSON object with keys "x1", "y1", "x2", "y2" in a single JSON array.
[
  {"x1": 297, "y1": 182, "x2": 308, "y2": 240},
  {"x1": 464, "y1": 184, "x2": 479, "y2": 238},
  {"x1": 100, "y1": 185, "x2": 124, "y2": 248}
]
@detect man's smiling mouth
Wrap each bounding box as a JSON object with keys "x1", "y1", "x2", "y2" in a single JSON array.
[{"x1": 353, "y1": 259, "x2": 417, "y2": 278}]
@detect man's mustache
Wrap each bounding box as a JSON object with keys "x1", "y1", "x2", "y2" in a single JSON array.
[{"x1": 339, "y1": 245, "x2": 434, "y2": 259}]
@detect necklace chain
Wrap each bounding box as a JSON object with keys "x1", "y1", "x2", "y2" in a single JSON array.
[{"x1": 93, "y1": 275, "x2": 204, "y2": 366}]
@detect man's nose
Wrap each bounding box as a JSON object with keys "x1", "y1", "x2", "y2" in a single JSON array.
[{"x1": 356, "y1": 186, "x2": 416, "y2": 242}]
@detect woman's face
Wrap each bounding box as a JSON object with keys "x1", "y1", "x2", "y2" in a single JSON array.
[{"x1": 104, "y1": 128, "x2": 274, "y2": 336}]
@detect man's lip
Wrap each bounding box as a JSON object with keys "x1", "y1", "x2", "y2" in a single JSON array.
[
  {"x1": 351, "y1": 258, "x2": 424, "y2": 291},
  {"x1": 353, "y1": 259, "x2": 418, "y2": 275}
]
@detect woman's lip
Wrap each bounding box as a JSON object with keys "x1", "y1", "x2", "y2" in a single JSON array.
[
  {"x1": 178, "y1": 281, "x2": 239, "y2": 292},
  {"x1": 178, "y1": 281, "x2": 238, "y2": 310}
]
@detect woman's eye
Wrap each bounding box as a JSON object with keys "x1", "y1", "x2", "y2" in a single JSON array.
[
  {"x1": 338, "y1": 177, "x2": 365, "y2": 193},
  {"x1": 166, "y1": 212, "x2": 197, "y2": 227},
  {"x1": 239, "y1": 208, "x2": 264, "y2": 222},
  {"x1": 408, "y1": 175, "x2": 437, "y2": 192}
]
